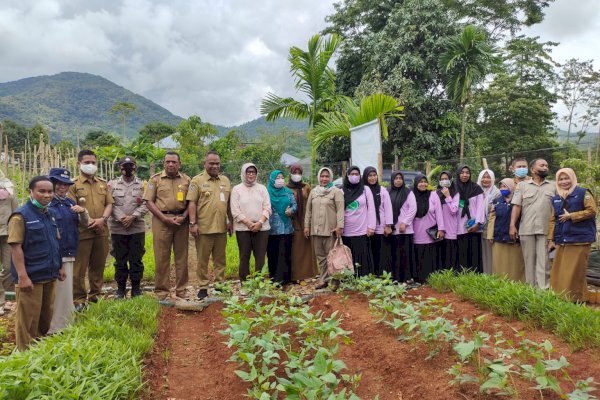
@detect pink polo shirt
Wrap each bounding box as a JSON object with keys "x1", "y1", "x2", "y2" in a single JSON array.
[
  {"x1": 441, "y1": 193, "x2": 460, "y2": 240},
  {"x1": 456, "y1": 193, "x2": 485, "y2": 235},
  {"x1": 392, "y1": 191, "x2": 417, "y2": 235},
  {"x1": 343, "y1": 186, "x2": 376, "y2": 237},
  {"x1": 374, "y1": 188, "x2": 394, "y2": 234},
  {"x1": 413, "y1": 191, "x2": 445, "y2": 245}
]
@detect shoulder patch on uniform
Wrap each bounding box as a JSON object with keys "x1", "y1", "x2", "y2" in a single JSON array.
[{"x1": 147, "y1": 182, "x2": 155, "y2": 190}]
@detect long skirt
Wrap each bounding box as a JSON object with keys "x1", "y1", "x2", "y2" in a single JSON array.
[
  {"x1": 267, "y1": 234, "x2": 293, "y2": 285},
  {"x1": 492, "y1": 242, "x2": 525, "y2": 282},
  {"x1": 371, "y1": 234, "x2": 392, "y2": 276},
  {"x1": 550, "y1": 244, "x2": 591, "y2": 302},
  {"x1": 481, "y1": 236, "x2": 493, "y2": 274},
  {"x1": 389, "y1": 234, "x2": 414, "y2": 282},
  {"x1": 291, "y1": 230, "x2": 318, "y2": 281},
  {"x1": 414, "y1": 243, "x2": 438, "y2": 283},
  {"x1": 457, "y1": 232, "x2": 483, "y2": 273},
  {"x1": 439, "y1": 239, "x2": 459, "y2": 272},
  {"x1": 342, "y1": 235, "x2": 374, "y2": 276},
  {"x1": 48, "y1": 261, "x2": 75, "y2": 334}
]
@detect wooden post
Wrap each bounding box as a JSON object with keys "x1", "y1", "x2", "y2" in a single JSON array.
[
  {"x1": 482, "y1": 157, "x2": 489, "y2": 170},
  {"x1": 425, "y1": 161, "x2": 431, "y2": 176},
  {"x1": 341, "y1": 161, "x2": 347, "y2": 179},
  {"x1": 377, "y1": 152, "x2": 383, "y2": 180},
  {"x1": 393, "y1": 144, "x2": 398, "y2": 171}
]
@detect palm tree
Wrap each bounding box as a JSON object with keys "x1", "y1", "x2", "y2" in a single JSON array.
[
  {"x1": 440, "y1": 25, "x2": 497, "y2": 161},
  {"x1": 261, "y1": 33, "x2": 341, "y2": 175},
  {"x1": 311, "y1": 93, "x2": 404, "y2": 150}
]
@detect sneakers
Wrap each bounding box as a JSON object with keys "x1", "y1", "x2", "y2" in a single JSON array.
[
  {"x1": 115, "y1": 289, "x2": 127, "y2": 299},
  {"x1": 197, "y1": 288, "x2": 208, "y2": 300}
]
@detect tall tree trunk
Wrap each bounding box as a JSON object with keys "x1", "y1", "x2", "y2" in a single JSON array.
[{"x1": 460, "y1": 104, "x2": 466, "y2": 162}]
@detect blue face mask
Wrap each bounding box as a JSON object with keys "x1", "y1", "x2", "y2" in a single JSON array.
[
  {"x1": 514, "y1": 167, "x2": 528, "y2": 178},
  {"x1": 500, "y1": 189, "x2": 511, "y2": 197}
]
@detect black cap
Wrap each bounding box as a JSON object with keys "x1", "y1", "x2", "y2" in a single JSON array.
[
  {"x1": 118, "y1": 156, "x2": 136, "y2": 166},
  {"x1": 48, "y1": 168, "x2": 74, "y2": 185}
]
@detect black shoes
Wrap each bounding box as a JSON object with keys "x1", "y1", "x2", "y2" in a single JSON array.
[
  {"x1": 131, "y1": 282, "x2": 143, "y2": 297},
  {"x1": 197, "y1": 288, "x2": 208, "y2": 300}
]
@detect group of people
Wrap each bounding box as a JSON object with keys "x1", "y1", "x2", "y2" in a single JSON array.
[{"x1": 1, "y1": 150, "x2": 597, "y2": 351}]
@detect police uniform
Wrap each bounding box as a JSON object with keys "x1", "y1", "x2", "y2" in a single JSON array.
[
  {"x1": 7, "y1": 200, "x2": 61, "y2": 350},
  {"x1": 0, "y1": 178, "x2": 18, "y2": 312},
  {"x1": 68, "y1": 174, "x2": 114, "y2": 304},
  {"x1": 187, "y1": 171, "x2": 231, "y2": 291},
  {"x1": 108, "y1": 158, "x2": 148, "y2": 297},
  {"x1": 143, "y1": 170, "x2": 190, "y2": 299}
]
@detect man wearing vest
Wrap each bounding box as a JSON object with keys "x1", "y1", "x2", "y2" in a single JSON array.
[
  {"x1": 8, "y1": 176, "x2": 64, "y2": 350},
  {"x1": 0, "y1": 175, "x2": 18, "y2": 316},
  {"x1": 108, "y1": 156, "x2": 148, "y2": 299},
  {"x1": 68, "y1": 150, "x2": 114, "y2": 311}
]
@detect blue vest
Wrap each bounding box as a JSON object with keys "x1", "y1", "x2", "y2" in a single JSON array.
[
  {"x1": 492, "y1": 197, "x2": 515, "y2": 243},
  {"x1": 552, "y1": 186, "x2": 596, "y2": 244},
  {"x1": 49, "y1": 196, "x2": 80, "y2": 258},
  {"x1": 10, "y1": 201, "x2": 62, "y2": 283}
]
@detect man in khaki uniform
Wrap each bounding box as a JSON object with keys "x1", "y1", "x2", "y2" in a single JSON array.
[
  {"x1": 187, "y1": 151, "x2": 232, "y2": 300},
  {"x1": 510, "y1": 159, "x2": 556, "y2": 289},
  {"x1": 0, "y1": 176, "x2": 18, "y2": 316},
  {"x1": 68, "y1": 150, "x2": 113, "y2": 310},
  {"x1": 143, "y1": 151, "x2": 191, "y2": 300}
]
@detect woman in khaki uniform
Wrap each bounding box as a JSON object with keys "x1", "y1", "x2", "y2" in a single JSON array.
[
  {"x1": 548, "y1": 168, "x2": 597, "y2": 302},
  {"x1": 304, "y1": 167, "x2": 344, "y2": 289},
  {"x1": 287, "y1": 164, "x2": 318, "y2": 282}
]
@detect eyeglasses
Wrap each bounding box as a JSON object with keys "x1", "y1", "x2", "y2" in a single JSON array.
[{"x1": 245, "y1": 171, "x2": 257, "y2": 175}]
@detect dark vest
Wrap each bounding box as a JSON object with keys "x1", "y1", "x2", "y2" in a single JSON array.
[
  {"x1": 552, "y1": 186, "x2": 596, "y2": 244},
  {"x1": 10, "y1": 201, "x2": 61, "y2": 283},
  {"x1": 492, "y1": 196, "x2": 515, "y2": 243},
  {"x1": 49, "y1": 196, "x2": 80, "y2": 258}
]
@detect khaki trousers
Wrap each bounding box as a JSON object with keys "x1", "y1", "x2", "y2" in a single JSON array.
[
  {"x1": 48, "y1": 261, "x2": 75, "y2": 334},
  {"x1": 152, "y1": 216, "x2": 189, "y2": 298},
  {"x1": 73, "y1": 235, "x2": 109, "y2": 304},
  {"x1": 15, "y1": 280, "x2": 56, "y2": 351},
  {"x1": 312, "y1": 235, "x2": 336, "y2": 280},
  {"x1": 0, "y1": 235, "x2": 13, "y2": 306},
  {"x1": 520, "y1": 234, "x2": 550, "y2": 289},
  {"x1": 196, "y1": 233, "x2": 227, "y2": 289}
]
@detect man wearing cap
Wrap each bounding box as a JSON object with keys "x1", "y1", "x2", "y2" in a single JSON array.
[
  {"x1": 143, "y1": 151, "x2": 191, "y2": 300},
  {"x1": 108, "y1": 156, "x2": 148, "y2": 299},
  {"x1": 0, "y1": 174, "x2": 18, "y2": 316},
  {"x1": 68, "y1": 150, "x2": 114, "y2": 311},
  {"x1": 47, "y1": 168, "x2": 89, "y2": 333},
  {"x1": 187, "y1": 151, "x2": 232, "y2": 300}
]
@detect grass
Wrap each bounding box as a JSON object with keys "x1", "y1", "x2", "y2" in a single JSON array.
[
  {"x1": 0, "y1": 296, "x2": 160, "y2": 399},
  {"x1": 428, "y1": 270, "x2": 600, "y2": 350},
  {"x1": 0, "y1": 318, "x2": 15, "y2": 356}
]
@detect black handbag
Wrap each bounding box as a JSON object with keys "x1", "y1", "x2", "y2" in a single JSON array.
[{"x1": 426, "y1": 225, "x2": 442, "y2": 242}]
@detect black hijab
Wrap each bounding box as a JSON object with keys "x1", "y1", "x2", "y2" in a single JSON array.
[
  {"x1": 413, "y1": 174, "x2": 431, "y2": 218},
  {"x1": 455, "y1": 165, "x2": 484, "y2": 218},
  {"x1": 343, "y1": 166, "x2": 364, "y2": 209},
  {"x1": 388, "y1": 171, "x2": 411, "y2": 225},
  {"x1": 362, "y1": 166, "x2": 381, "y2": 224},
  {"x1": 436, "y1": 170, "x2": 458, "y2": 203}
]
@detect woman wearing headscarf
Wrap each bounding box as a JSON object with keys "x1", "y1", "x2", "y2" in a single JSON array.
[
  {"x1": 436, "y1": 171, "x2": 460, "y2": 271},
  {"x1": 456, "y1": 165, "x2": 486, "y2": 272},
  {"x1": 342, "y1": 166, "x2": 376, "y2": 276},
  {"x1": 412, "y1": 175, "x2": 445, "y2": 282},
  {"x1": 231, "y1": 163, "x2": 272, "y2": 282},
  {"x1": 266, "y1": 170, "x2": 297, "y2": 285},
  {"x1": 304, "y1": 167, "x2": 345, "y2": 289},
  {"x1": 477, "y1": 169, "x2": 501, "y2": 274},
  {"x1": 548, "y1": 168, "x2": 597, "y2": 302},
  {"x1": 486, "y1": 178, "x2": 525, "y2": 282},
  {"x1": 363, "y1": 166, "x2": 394, "y2": 276},
  {"x1": 287, "y1": 164, "x2": 318, "y2": 282},
  {"x1": 388, "y1": 171, "x2": 417, "y2": 282}
]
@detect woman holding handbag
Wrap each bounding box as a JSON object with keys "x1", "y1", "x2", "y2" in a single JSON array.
[
  {"x1": 412, "y1": 175, "x2": 445, "y2": 283},
  {"x1": 304, "y1": 167, "x2": 345, "y2": 289},
  {"x1": 388, "y1": 171, "x2": 417, "y2": 282}
]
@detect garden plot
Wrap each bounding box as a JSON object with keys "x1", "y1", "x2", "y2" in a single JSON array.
[{"x1": 143, "y1": 273, "x2": 600, "y2": 400}]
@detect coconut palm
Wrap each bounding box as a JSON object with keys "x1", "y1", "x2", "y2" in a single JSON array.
[
  {"x1": 260, "y1": 33, "x2": 341, "y2": 174},
  {"x1": 440, "y1": 25, "x2": 497, "y2": 161},
  {"x1": 311, "y1": 93, "x2": 404, "y2": 150}
]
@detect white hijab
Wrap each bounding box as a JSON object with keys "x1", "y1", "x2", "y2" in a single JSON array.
[
  {"x1": 477, "y1": 169, "x2": 500, "y2": 204},
  {"x1": 240, "y1": 163, "x2": 257, "y2": 187}
]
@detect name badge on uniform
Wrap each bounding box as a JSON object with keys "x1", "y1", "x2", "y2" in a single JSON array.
[
  {"x1": 177, "y1": 184, "x2": 184, "y2": 201},
  {"x1": 220, "y1": 191, "x2": 225, "y2": 202}
]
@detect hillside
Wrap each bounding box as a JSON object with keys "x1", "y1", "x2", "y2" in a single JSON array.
[
  {"x1": 221, "y1": 116, "x2": 308, "y2": 137},
  {"x1": 0, "y1": 72, "x2": 184, "y2": 141}
]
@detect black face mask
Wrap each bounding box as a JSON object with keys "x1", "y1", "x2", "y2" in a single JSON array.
[
  {"x1": 537, "y1": 170, "x2": 548, "y2": 179},
  {"x1": 122, "y1": 166, "x2": 135, "y2": 177}
]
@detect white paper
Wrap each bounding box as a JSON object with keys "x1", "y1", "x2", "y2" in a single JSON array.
[{"x1": 350, "y1": 119, "x2": 381, "y2": 174}]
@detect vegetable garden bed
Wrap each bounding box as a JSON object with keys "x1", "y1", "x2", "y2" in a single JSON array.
[{"x1": 142, "y1": 273, "x2": 600, "y2": 400}]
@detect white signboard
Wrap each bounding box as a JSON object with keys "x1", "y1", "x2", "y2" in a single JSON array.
[{"x1": 350, "y1": 119, "x2": 382, "y2": 174}]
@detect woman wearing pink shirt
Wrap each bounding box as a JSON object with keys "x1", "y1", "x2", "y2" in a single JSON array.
[
  {"x1": 436, "y1": 171, "x2": 460, "y2": 271},
  {"x1": 412, "y1": 175, "x2": 445, "y2": 283},
  {"x1": 456, "y1": 165, "x2": 485, "y2": 273},
  {"x1": 388, "y1": 171, "x2": 417, "y2": 282},
  {"x1": 363, "y1": 166, "x2": 393, "y2": 276},
  {"x1": 342, "y1": 166, "x2": 376, "y2": 276}
]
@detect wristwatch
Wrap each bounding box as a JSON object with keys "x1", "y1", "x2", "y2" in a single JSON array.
[
  {"x1": 189, "y1": 222, "x2": 197, "y2": 226},
  {"x1": 102, "y1": 216, "x2": 109, "y2": 222}
]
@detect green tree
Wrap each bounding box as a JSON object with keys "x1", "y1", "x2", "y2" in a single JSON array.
[
  {"x1": 261, "y1": 33, "x2": 341, "y2": 174},
  {"x1": 55, "y1": 139, "x2": 77, "y2": 154},
  {"x1": 109, "y1": 102, "x2": 138, "y2": 139},
  {"x1": 173, "y1": 115, "x2": 217, "y2": 176},
  {"x1": 440, "y1": 25, "x2": 498, "y2": 161},
  {"x1": 136, "y1": 122, "x2": 176, "y2": 144},
  {"x1": 82, "y1": 130, "x2": 122, "y2": 148}
]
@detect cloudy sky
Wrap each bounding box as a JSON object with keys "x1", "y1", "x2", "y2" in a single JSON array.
[{"x1": 0, "y1": 0, "x2": 598, "y2": 127}]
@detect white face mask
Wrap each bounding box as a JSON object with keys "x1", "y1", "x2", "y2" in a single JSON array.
[
  {"x1": 274, "y1": 178, "x2": 285, "y2": 188},
  {"x1": 80, "y1": 164, "x2": 98, "y2": 176},
  {"x1": 290, "y1": 174, "x2": 302, "y2": 183},
  {"x1": 439, "y1": 180, "x2": 451, "y2": 188}
]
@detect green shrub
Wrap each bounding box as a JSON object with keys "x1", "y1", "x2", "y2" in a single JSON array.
[
  {"x1": 0, "y1": 296, "x2": 160, "y2": 399},
  {"x1": 428, "y1": 270, "x2": 600, "y2": 350}
]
